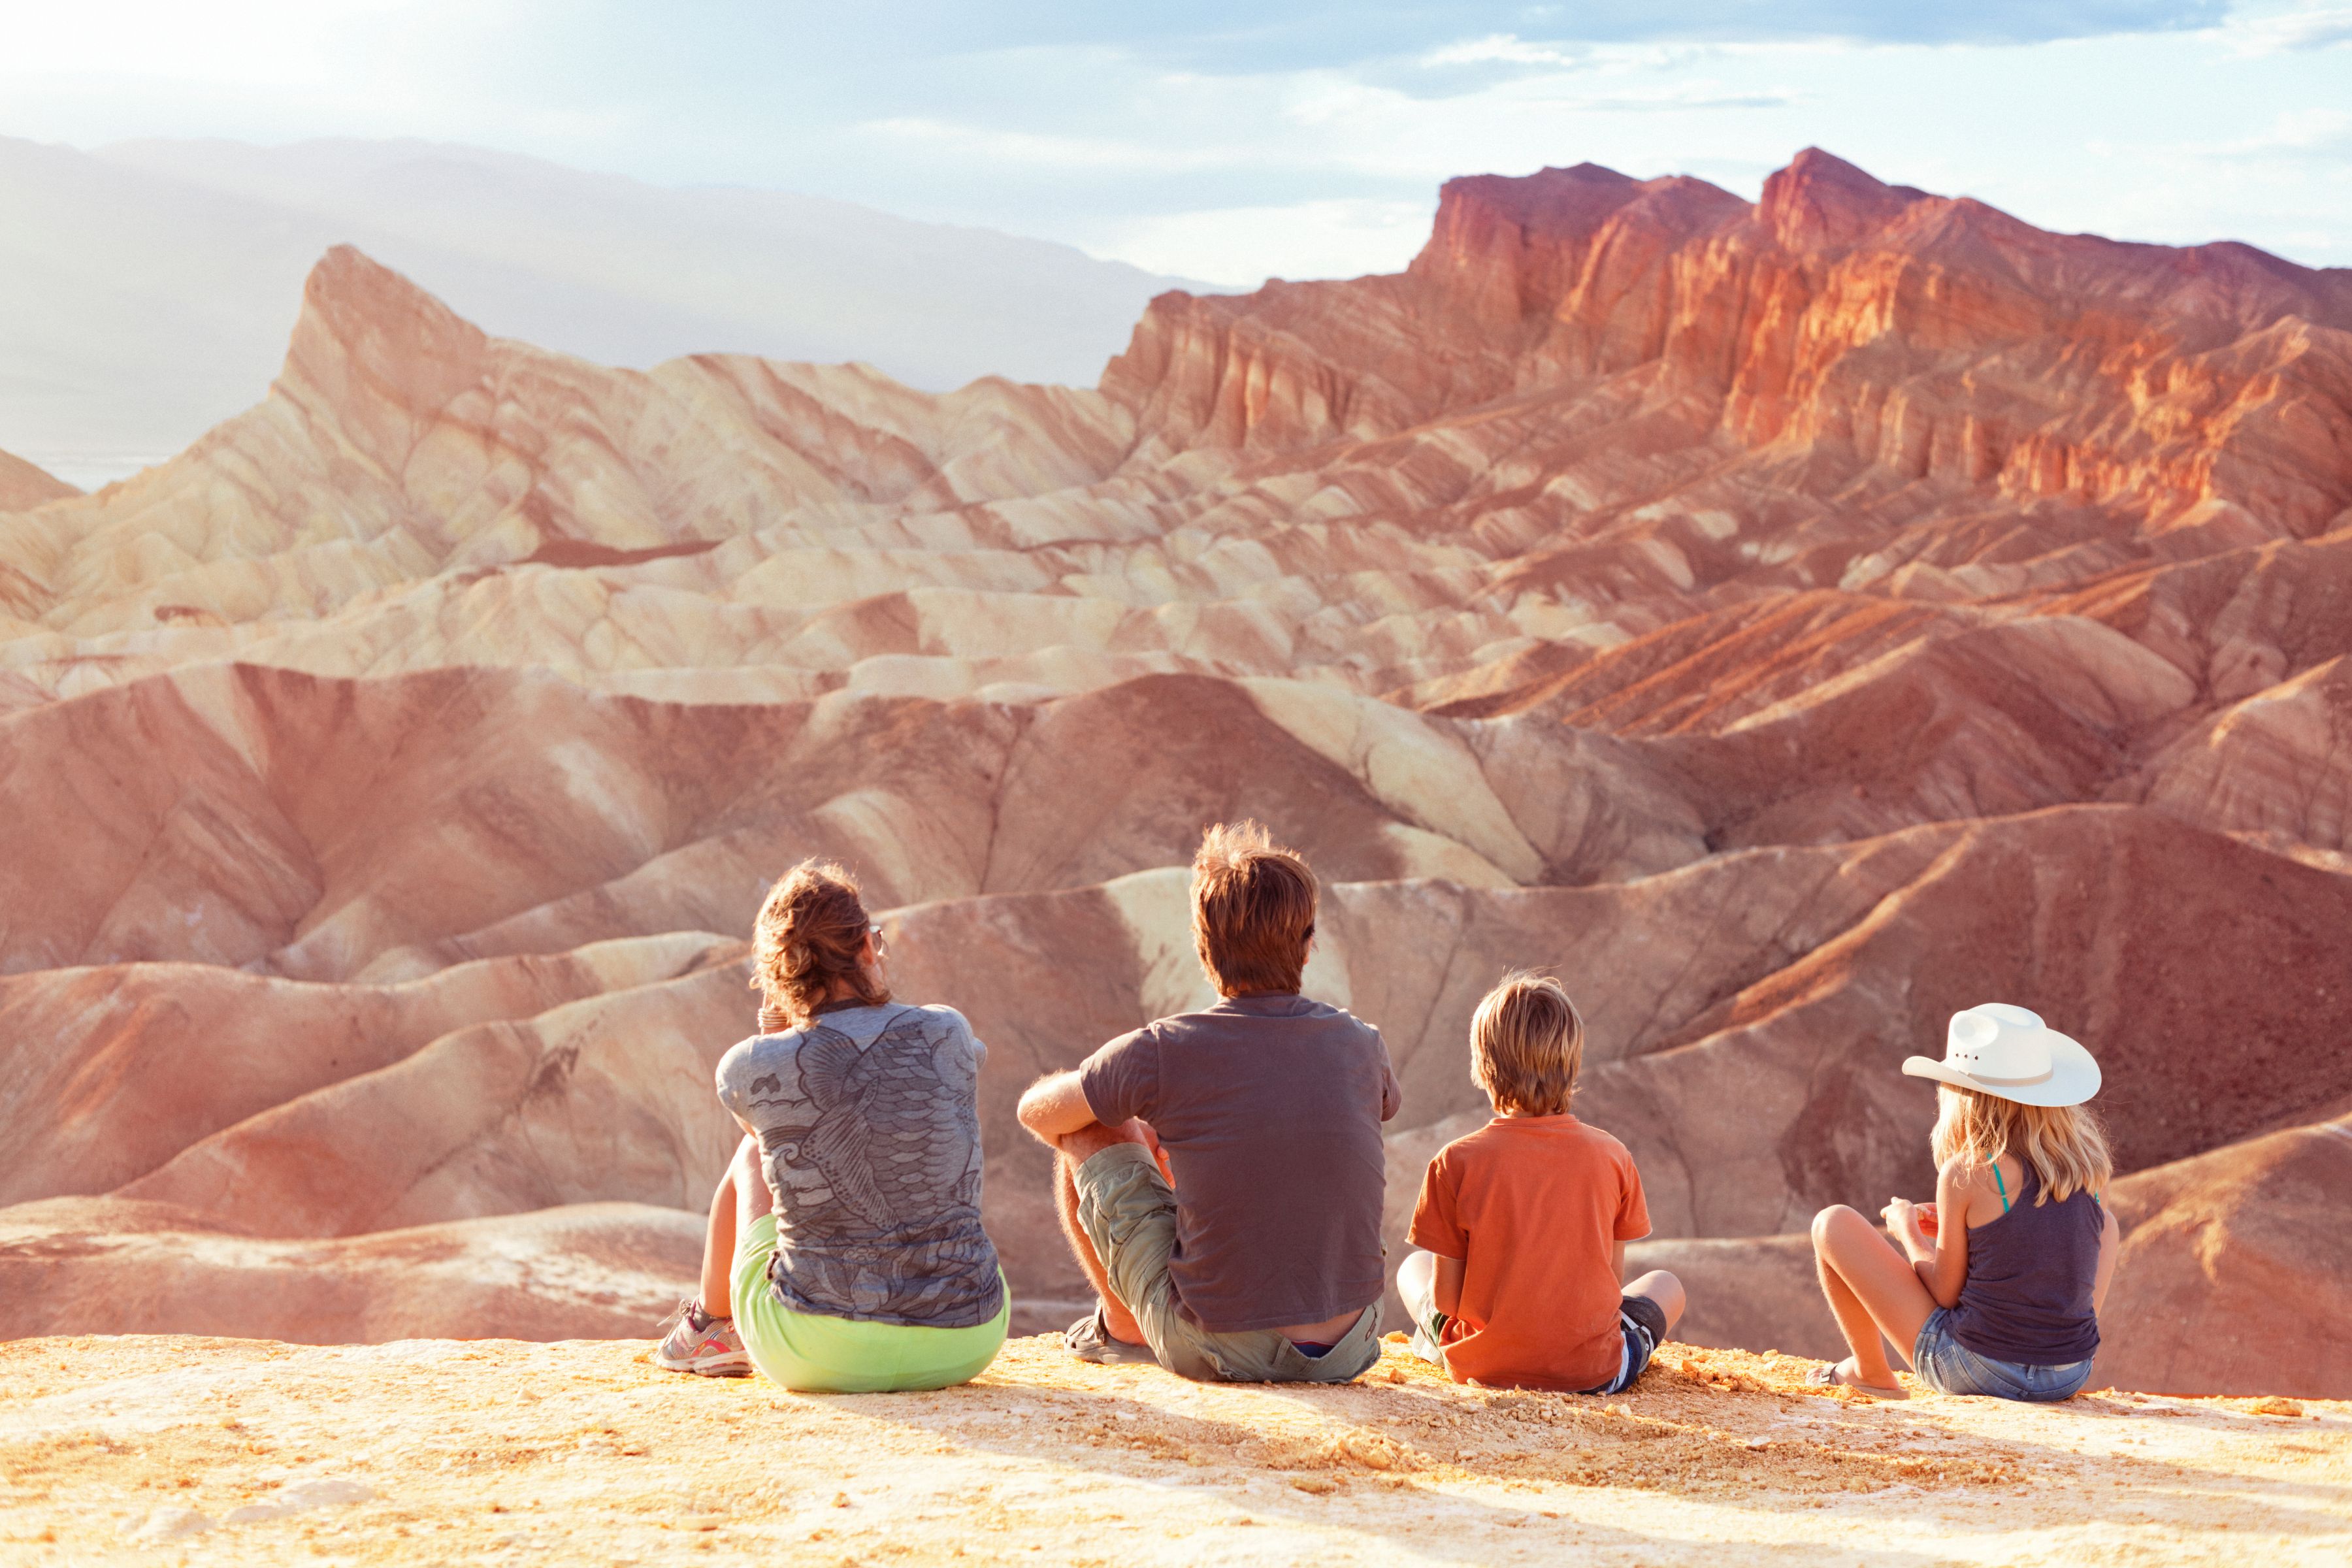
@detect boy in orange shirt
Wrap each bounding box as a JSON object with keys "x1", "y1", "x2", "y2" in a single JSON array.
[{"x1": 1400, "y1": 973, "x2": 1686, "y2": 1393}]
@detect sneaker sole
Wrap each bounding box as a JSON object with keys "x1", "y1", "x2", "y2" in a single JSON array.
[
  {"x1": 1064, "y1": 1333, "x2": 1157, "y2": 1367},
  {"x1": 650, "y1": 1348, "x2": 753, "y2": 1377}
]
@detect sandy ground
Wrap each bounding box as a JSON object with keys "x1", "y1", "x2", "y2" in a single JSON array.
[{"x1": 0, "y1": 1335, "x2": 2344, "y2": 1567}]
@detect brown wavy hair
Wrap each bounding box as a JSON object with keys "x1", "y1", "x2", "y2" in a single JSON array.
[
  {"x1": 752, "y1": 860, "x2": 889, "y2": 1029},
  {"x1": 1470, "y1": 972, "x2": 1585, "y2": 1117},
  {"x1": 1191, "y1": 821, "x2": 1317, "y2": 996}
]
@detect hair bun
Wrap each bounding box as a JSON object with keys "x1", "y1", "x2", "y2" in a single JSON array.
[{"x1": 751, "y1": 859, "x2": 890, "y2": 1026}]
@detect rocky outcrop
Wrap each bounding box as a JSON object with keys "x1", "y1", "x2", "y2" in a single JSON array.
[
  {"x1": 2101, "y1": 1109, "x2": 2352, "y2": 1398},
  {"x1": 4, "y1": 152, "x2": 2350, "y2": 1395},
  {"x1": 0, "y1": 1200, "x2": 698, "y2": 1343},
  {"x1": 2143, "y1": 655, "x2": 2352, "y2": 851}
]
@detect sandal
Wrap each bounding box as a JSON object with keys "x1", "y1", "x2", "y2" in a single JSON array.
[
  {"x1": 1064, "y1": 1308, "x2": 1158, "y2": 1367},
  {"x1": 1808, "y1": 1359, "x2": 1908, "y2": 1399}
]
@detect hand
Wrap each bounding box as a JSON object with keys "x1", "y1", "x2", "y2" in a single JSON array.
[
  {"x1": 1135, "y1": 1120, "x2": 1173, "y2": 1184},
  {"x1": 1882, "y1": 1198, "x2": 1931, "y2": 1260},
  {"x1": 1055, "y1": 1119, "x2": 1153, "y2": 1161},
  {"x1": 1915, "y1": 1201, "x2": 1939, "y2": 1237}
]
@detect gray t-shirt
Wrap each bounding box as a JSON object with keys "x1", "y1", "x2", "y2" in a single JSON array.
[
  {"x1": 1079, "y1": 992, "x2": 1399, "y2": 1333},
  {"x1": 715, "y1": 1000, "x2": 1003, "y2": 1330}
]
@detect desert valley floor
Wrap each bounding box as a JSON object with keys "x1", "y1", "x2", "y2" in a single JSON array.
[{"x1": 1, "y1": 148, "x2": 2348, "y2": 1401}]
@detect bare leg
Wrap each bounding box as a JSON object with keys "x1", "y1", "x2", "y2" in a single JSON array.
[
  {"x1": 1624, "y1": 1268, "x2": 1686, "y2": 1333},
  {"x1": 1810, "y1": 1205, "x2": 1936, "y2": 1392},
  {"x1": 1397, "y1": 1249, "x2": 1439, "y2": 1326},
  {"x1": 1053, "y1": 1120, "x2": 1155, "y2": 1346},
  {"x1": 1396, "y1": 1250, "x2": 1448, "y2": 1367},
  {"x1": 699, "y1": 1156, "x2": 740, "y2": 1316}
]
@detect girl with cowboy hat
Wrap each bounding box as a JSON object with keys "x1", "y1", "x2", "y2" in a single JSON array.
[{"x1": 1808, "y1": 1004, "x2": 2119, "y2": 1400}]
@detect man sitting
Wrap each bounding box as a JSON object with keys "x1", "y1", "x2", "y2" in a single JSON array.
[{"x1": 1015, "y1": 821, "x2": 1401, "y2": 1382}]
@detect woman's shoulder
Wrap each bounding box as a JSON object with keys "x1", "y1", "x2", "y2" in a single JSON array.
[
  {"x1": 1938, "y1": 1152, "x2": 2033, "y2": 1224},
  {"x1": 1936, "y1": 1154, "x2": 2010, "y2": 1192},
  {"x1": 720, "y1": 1024, "x2": 805, "y2": 1068},
  {"x1": 884, "y1": 1002, "x2": 982, "y2": 1047},
  {"x1": 715, "y1": 1030, "x2": 791, "y2": 1104}
]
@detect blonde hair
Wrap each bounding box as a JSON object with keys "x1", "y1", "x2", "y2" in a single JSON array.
[
  {"x1": 1931, "y1": 1085, "x2": 2111, "y2": 1204},
  {"x1": 751, "y1": 860, "x2": 889, "y2": 1029},
  {"x1": 1191, "y1": 821, "x2": 1318, "y2": 996},
  {"x1": 1470, "y1": 972, "x2": 1585, "y2": 1117}
]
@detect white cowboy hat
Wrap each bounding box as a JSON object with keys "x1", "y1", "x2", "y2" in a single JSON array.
[{"x1": 1902, "y1": 1004, "x2": 2101, "y2": 1107}]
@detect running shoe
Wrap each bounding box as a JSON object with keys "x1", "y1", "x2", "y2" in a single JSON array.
[{"x1": 652, "y1": 1298, "x2": 751, "y2": 1376}]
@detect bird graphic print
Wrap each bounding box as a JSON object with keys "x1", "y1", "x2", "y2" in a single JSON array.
[{"x1": 721, "y1": 1004, "x2": 1002, "y2": 1328}]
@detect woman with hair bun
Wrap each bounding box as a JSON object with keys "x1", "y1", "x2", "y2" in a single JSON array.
[{"x1": 653, "y1": 860, "x2": 1007, "y2": 1391}]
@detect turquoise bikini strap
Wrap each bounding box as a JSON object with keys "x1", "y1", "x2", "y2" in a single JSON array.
[{"x1": 1993, "y1": 1162, "x2": 2010, "y2": 1214}]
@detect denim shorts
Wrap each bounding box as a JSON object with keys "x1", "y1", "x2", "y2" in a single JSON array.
[{"x1": 1914, "y1": 1307, "x2": 2093, "y2": 1401}]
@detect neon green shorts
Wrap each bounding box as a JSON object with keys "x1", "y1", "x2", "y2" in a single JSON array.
[{"x1": 730, "y1": 1214, "x2": 1008, "y2": 1394}]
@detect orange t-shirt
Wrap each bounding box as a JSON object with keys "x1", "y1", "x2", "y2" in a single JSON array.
[{"x1": 1407, "y1": 1114, "x2": 1651, "y2": 1392}]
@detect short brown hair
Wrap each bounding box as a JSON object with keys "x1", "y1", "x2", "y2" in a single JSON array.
[
  {"x1": 752, "y1": 860, "x2": 889, "y2": 1028},
  {"x1": 1471, "y1": 972, "x2": 1584, "y2": 1117},
  {"x1": 1191, "y1": 821, "x2": 1317, "y2": 996}
]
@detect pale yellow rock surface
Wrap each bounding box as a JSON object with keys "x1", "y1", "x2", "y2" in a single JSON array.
[{"x1": 2, "y1": 1337, "x2": 2344, "y2": 1567}]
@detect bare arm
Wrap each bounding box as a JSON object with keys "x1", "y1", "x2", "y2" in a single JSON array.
[
  {"x1": 1887, "y1": 1163, "x2": 1970, "y2": 1310},
  {"x1": 1016, "y1": 1071, "x2": 1100, "y2": 1147},
  {"x1": 728, "y1": 1117, "x2": 776, "y2": 1231},
  {"x1": 2091, "y1": 1196, "x2": 2120, "y2": 1314}
]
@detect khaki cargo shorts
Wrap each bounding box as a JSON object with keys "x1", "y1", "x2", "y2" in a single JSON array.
[{"x1": 1072, "y1": 1142, "x2": 1380, "y2": 1384}]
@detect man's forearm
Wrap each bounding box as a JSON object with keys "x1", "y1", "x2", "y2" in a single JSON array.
[{"x1": 1016, "y1": 1070, "x2": 1100, "y2": 1146}]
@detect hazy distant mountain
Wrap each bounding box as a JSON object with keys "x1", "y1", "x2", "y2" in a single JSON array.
[
  {"x1": 0, "y1": 447, "x2": 75, "y2": 510},
  {"x1": 0, "y1": 137, "x2": 1202, "y2": 487}
]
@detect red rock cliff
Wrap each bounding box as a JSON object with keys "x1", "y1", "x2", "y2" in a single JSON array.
[{"x1": 1103, "y1": 148, "x2": 2352, "y2": 534}]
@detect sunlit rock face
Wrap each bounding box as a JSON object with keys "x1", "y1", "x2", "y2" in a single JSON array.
[{"x1": 3, "y1": 150, "x2": 2348, "y2": 1396}]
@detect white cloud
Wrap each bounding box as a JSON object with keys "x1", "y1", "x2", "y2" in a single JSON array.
[
  {"x1": 1518, "y1": 80, "x2": 1802, "y2": 111},
  {"x1": 2228, "y1": 106, "x2": 2352, "y2": 150},
  {"x1": 2141, "y1": 106, "x2": 2352, "y2": 171},
  {"x1": 1081, "y1": 198, "x2": 1437, "y2": 286},
  {"x1": 1420, "y1": 33, "x2": 1590, "y2": 68},
  {"x1": 858, "y1": 116, "x2": 1252, "y2": 173},
  {"x1": 2219, "y1": 3, "x2": 2352, "y2": 54},
  {"x1": 8, "y1": 0, "x2": 461, "y2": 82}
]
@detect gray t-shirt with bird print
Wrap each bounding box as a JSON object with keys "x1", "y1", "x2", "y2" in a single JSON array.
[{"x1": 715, "y1": 1000, "x2": 1004, "y2": 1330}]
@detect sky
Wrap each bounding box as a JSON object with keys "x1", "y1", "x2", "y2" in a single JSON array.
[{"x1": 4, "y1": 1, "x2": 2349, "y2": 284}]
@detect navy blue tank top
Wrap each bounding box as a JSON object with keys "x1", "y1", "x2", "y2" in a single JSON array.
[{"x1": 1948, "y1": 1159, "x2": 2103, "y2": 1365}]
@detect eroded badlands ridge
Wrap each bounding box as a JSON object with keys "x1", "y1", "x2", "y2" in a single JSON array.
[{"x1": 1, "y1": 150, "x2": 2348, "y2": 1395}]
